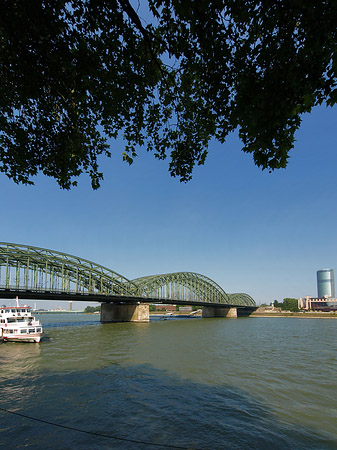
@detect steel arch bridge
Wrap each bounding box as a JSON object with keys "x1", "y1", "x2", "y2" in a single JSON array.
[{"x1": 0, "y1": 242, "x2": 256, "y2": 308}]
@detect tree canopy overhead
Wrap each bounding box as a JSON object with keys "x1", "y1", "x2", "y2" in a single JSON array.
[{"x1": 1, "y1": 0, "x2": 336, "y2": 188}]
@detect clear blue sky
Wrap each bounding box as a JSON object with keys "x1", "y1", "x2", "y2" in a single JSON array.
[{"x1": 1, "y1": 104, "x2": 336, "y2": 309}]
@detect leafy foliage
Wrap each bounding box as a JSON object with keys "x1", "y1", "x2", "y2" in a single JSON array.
[
  {"x1": 282, "y1": 298, "x2": 299, "y2": 312},
  {"x1": 84, "y1": 305, "x2": 101, "y2": 313},
  {"x1": 1, "y1": 0, "x2": 336, "y2": 188},
  {"x1": 273, "y1": 298, "x2": 299, "y2": 311}
]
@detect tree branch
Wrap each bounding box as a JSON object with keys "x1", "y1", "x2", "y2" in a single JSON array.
[{"x1": 118, "y1": 0, "x2": 174, "y2": 87}]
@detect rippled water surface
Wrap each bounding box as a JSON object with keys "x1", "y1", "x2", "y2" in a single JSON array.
[{"x1": 1, "y1": 314, "x2": 337, "y2": 449}]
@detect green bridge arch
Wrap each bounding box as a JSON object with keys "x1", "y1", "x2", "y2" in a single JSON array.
[{"x1": 0, "y1": 242, "x2": 256, "y2": 307}]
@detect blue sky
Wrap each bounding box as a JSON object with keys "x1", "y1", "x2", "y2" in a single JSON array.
[{"x1": 1, "y1": 104, "x2": 336, "y2": 309}]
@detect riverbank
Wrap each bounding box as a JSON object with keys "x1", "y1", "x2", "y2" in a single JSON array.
[
  {"x1": 152, "y1": 310, "x2": 337, "y2": 319},
  {"x1": 251, "y1": 311, "x2": 337, "y2": 318},
  {"x1": 40, "y1": 310, "x2": 337, "y2": 319}
]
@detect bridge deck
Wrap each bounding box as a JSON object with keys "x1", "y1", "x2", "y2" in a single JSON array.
[{"x1": 0, "y1": 288, "x2": 256, "y2": 310}]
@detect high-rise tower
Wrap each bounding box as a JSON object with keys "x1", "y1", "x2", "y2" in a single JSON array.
[{"x1": 317, "y1": 269, "x2": 335, "y2": 298}]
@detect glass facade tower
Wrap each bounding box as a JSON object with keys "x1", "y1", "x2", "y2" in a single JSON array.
[{"x1": 317, "y1": 269, "x2": 335, "y2": 298}]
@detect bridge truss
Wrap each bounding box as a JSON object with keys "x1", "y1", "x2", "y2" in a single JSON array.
[{"x1": 0, "y1": 243, "x2": 256, "y2": 307}]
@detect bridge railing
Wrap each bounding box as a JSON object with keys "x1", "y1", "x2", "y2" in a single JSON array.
[{"x1": 0, "y1": 243, "x2": 256, "y2": 307}]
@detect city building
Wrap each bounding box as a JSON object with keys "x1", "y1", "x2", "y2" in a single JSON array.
[
  {"x1": 298, "y1": 269, "x2": 337, "y2": 311},
  {"x1": 154, "y1": 304, "x2": 176, "y2": 312},
  {"x1": 317, "y1": 269, "x2": 335, "y2": 298},
  {"x1": 298, "y1": 296, "x2": 337, "y2": 311}
]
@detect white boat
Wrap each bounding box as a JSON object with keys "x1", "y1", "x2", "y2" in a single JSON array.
[{"x1": 0, "y1": 298, "x2": 43, "y2": 343}]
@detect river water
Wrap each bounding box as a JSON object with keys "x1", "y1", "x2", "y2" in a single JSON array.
[{"x1": 0, "y1": 314, "x2": 337, "y2": 449}]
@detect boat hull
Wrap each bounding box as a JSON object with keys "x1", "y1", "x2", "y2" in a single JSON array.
[{"x1": 3, "y1": 333, "x2": 43, "y2": 343}]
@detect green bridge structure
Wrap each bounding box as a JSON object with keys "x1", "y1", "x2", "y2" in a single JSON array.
[{"x1": 0, "y1": 243, "x2": 257, "y2": 322}]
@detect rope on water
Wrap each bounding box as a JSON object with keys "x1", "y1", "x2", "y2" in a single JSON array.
[{"x1": 0, "y1": 406, "x2": 204, "y2": 450}]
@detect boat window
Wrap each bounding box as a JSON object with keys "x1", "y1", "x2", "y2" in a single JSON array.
[
  {"x1": 9, "y1": 329, "x2": 13, "y2": 333},
  {"x1": 11, "y1": 309, "x2": 16, "y2": 313},
  {"x1": 20, "y1": 329, "x2": 27, "y2": 334},
  {"x1": 7, "y1": 318, "x2": 15, "y2": 323},
  {"x1": 0, "y1": 319, "x2": 4, "y2": 323},
  {"x1": 28, "y1": 329, "x2": 35, "y2": 333},
  {"x1": 36, "y1": 328, "x2": 41, "y2": 332}
]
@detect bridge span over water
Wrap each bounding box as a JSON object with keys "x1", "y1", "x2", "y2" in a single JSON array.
[{"x1": 0, "y1": 243, "x2": 257, "y2": 322}]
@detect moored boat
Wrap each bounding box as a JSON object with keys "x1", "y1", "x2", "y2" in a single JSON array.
[{"x1": 0, "y1": 297, "x2": 43, "y2": 343}]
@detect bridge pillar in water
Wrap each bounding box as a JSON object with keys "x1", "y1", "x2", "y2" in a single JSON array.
[
  {"x1": 101, "y1": 303, "x2": 150, "y2": 323},
  {"x1": 202, "y1": 306, "x2": 237, "y2": 318}
]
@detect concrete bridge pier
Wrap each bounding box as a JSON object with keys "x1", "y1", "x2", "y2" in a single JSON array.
[
  {"x1": 202, "y1": 306, "x2": 237, "y2": 318},
  {"x1": 101, "y1": 302, "x2": 150, "y2": 323}
]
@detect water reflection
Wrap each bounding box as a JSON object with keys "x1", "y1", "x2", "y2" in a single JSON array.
[
  {"x1": 1, "y1": 314, "x2": 337, "y2": 449},
  {"x1": 0, "y1": 343, "x2": 41, "y2": 381}
]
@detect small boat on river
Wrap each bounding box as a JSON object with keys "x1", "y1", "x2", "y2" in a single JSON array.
[{"x1": 0, "y1": 298, "x2": 43, "y2": 343}]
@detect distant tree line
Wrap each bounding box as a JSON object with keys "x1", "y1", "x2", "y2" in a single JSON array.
[
  {"x1": 84, "y1": 305, "x2": 101, "y2": 313},
  {"x1": 272, "y1": 298, "x2": 299, "y2": 312}
]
